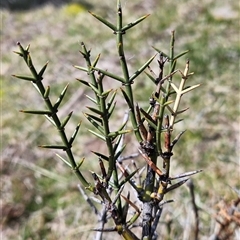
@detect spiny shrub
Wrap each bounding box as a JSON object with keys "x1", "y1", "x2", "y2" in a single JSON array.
[{"x1": 13, "y1": 1, "x2": 202, "y2": 239}]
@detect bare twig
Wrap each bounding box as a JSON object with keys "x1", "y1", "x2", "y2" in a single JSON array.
[
  {"x1": 78, "y1": 184, "x2": 99, "y2": 217},
  {"x1": 187, "y1": 179, "x2": 199, "y2": 240}
]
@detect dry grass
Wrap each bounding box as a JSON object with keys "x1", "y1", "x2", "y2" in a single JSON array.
[{"x1": 1, "y1": 0, "x2": 239, "y2": 239}]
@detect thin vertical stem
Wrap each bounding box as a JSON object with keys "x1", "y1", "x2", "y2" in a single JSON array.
[
  {"x1": 97, "y1": 77, "x2": 118, "y2": 188},
  {"x1": 80, "y1": 43, "x2": 116, "y2": 186},
  {"x1": 187, "y1": 179, "x2": 199, "y2": 240},
  {"x1": 155, "y1": 31, "x2": 175, "y2": 156},
  {"x1": 116, "y1": 1, "x2": 142, "y2": 143},
  {"x1": 80, "y1": 42, "x2": 99, "y2": 102}
]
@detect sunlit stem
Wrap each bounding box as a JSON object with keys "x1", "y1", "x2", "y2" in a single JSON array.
[{"x1": 116, "y1": 0, "x2": 142, "y2": 143}]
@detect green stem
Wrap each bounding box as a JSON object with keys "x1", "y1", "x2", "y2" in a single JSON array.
[
  {"x1": 116, "y1": 1, "x2": 142, "y2": 143},
  {"x1": 97, "y1": 78, "x2": 117, "y2": 184},
  {"x1": 17, "y1": 43, "x2": 90, "y2": 189},
  {"x1": 80, "y1": 42, "x2": 99, "y2": 102},
  {"x1": 156, "y1": 31, "x2": 175, "y2": 164},
  {"x1": 81, "y1": 43, "x2": 118, "y2": 187}
]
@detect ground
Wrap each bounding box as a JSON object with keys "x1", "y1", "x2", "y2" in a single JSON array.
[{"x1": 1, "y1": 0, "x2": 239, "y2": 239}]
